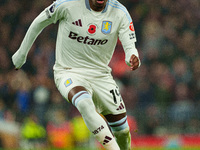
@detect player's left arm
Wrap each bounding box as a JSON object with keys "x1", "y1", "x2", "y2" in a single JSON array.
[{"x1": 118, "y1": 11, "x2": 141, "y2": 71}]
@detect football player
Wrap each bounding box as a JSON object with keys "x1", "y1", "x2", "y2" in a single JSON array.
[{"x1": 12, "y1": 0, "x2": 141, "y2": 149}]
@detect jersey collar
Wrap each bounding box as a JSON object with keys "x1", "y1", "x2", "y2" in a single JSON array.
[{"x1": 85, "y1": 0, "x2": 109, "y2": 13}]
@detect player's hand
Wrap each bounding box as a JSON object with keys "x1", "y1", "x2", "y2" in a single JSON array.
[
  {"x1": 12, "y1": 51, "x2": 27, "y2": 70},
  {"x1": 129, "y1": 54, "x2": 139, "y2": 71}
]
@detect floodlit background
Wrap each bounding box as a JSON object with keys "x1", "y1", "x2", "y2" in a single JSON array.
[{"x1": 0, "y1": 0, "x2": 200, "y2": 149}]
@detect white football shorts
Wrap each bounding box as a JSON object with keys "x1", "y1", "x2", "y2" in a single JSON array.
[{"x1": 54, "y1": 69, "x2": 126, "y2": 115}]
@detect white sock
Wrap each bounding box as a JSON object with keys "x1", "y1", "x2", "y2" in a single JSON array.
[
  {"x1": 113, "y1": 127, "x2": 131, "y2": 150},
  {"x1": 108, "y1": 117, "x2": 131, "y2": 150},
  {"x1": 73, "y1": 91, "x2": 120, "y2": 150}
]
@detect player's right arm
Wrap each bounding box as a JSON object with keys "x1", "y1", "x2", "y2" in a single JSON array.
[
  {"x1": 117, "y1": 7, "x2": 141, "y2": 70},
  {"x1": 12, "y1": 1, "x2": 67, "y2": 69}
]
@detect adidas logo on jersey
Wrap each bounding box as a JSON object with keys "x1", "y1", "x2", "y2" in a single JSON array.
[
  {"x1": 72, "y1": 19, "x2": 82, "y2": 27},
  {"x1": 116, "y1": 103, "x2": 125, "y2": 110},
  {"x1": 103, "y1": 136, "x2": 112, "y2": 145}
]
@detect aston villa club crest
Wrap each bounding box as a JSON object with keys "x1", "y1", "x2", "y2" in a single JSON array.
[
  {"x1": 64, "y1": 78, "x2": 72, "y2": 87},
  {"x1": 102, "y1": 21, "x2": 112, "y2": 34}
]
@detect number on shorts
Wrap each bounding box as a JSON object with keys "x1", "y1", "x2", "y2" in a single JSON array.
[{"x1": 110, "y1": 87, "x2": 121, "y2": 104}]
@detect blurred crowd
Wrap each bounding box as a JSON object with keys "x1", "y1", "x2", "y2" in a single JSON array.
[{"x1": 0, "y1": 0, "x2": 200, "y2": 149}]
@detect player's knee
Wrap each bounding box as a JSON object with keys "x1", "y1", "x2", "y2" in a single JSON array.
[
  {"x1": 72, "y1": 91, "x2": 95, "y2": 114},
  {"x1": 113, "y1": 126, "x2": 130, "y2": 138},
  {"x1": 108, "y1": 116, "x2": 129, "y2": 134}
]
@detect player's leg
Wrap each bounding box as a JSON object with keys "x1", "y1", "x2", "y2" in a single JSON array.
[
  {"x1": 68, "y1": 86, "x2": 120, "y2": 150},
  {"x1": 104, "y1": 113, "x2": 131, "y2": 150},
  {"x1": 90, "y1": 76, "x2": 131, "y2": 150},
  {"x1": 55, "y1": 73, "x2": 120, "y2": 150}
]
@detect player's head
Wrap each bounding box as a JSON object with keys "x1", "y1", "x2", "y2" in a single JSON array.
[{"x1": 89, "y1": 0, "x2": 108, "y2": 12}]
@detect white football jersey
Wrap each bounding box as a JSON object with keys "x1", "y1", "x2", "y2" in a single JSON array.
[
  {"x1": 43, "y1": 0, "x2": 138, "y2": 73},
  {"x1": 14, "y1": 0, "x2": 139, "y2": 76}
]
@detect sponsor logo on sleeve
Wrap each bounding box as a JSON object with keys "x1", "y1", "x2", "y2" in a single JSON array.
[
  {"x1": 49, "y1": 3, "x2": 56, "y2": 13},
  {"x1": 45, "y1": 3, "x2": 56, "y2": 18},
  {"x1": 129, "y1": 33, "x2": 135, "y2": 39},
  {"x1": 129, "y1": 22, "x2": 135, "y2": 31}
]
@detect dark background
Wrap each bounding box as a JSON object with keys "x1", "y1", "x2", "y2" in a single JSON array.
[{"x1": 0, "y1": 0, "x2": 199, "y2": 149}]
